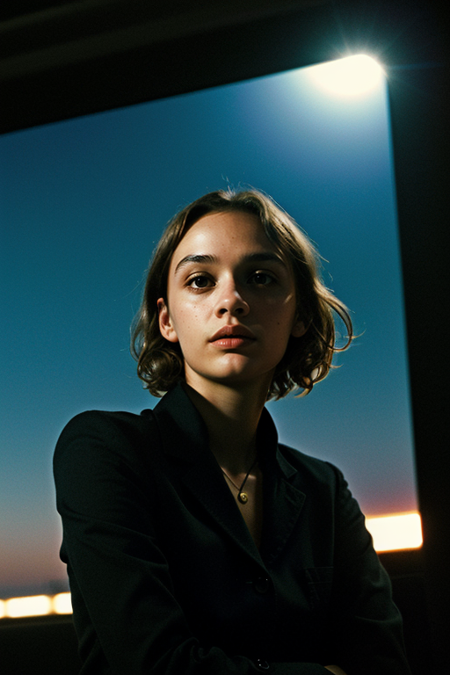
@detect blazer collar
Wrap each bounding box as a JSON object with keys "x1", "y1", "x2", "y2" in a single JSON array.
[
  {"x1": 148, "y1": 383, "x2": 306, "y2": 568},
  {"x1": 149, "y1": 382, "x2": 211, "y2": 463}
]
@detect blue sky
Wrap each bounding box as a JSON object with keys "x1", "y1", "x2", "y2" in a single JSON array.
[{"x1": 0, "y1": 59, "x2": 417, "y2": 597}]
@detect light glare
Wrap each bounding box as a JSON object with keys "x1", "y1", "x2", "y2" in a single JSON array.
[
  {"x1": 5, "y1": 594, "x2": 52, "y2": 618},
  {"x1": 53, "y1": 592, "x2": 73, "y2": 614},
  {"x1": 366, "y1": 512, "x2": 423, "y2": 552},
  {"x1": 308, "y1": 54, "x2": 385, "y2": 96}
]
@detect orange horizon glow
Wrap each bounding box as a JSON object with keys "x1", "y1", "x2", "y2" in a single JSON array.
[
  {"x1": 365, "y1": 511, "x2": 422, "y2": 552},
  {"x1": 1, "y1": 512, "x2": 422, "y2": 619},
  {"x1": 0, "y1": 592, "x2": 72, "y2": 619}
]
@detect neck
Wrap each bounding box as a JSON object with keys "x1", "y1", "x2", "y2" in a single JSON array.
[{"x1": 184, "y1": 380, "x2": 268, "y2": 475}]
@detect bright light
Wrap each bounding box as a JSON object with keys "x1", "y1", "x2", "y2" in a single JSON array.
[
  {"x1": 308, "y1": 55, "x2": 385, "y2": 96},
  {"x1": 366, "y1": 512, "x2": 423, "y2": 552},
  {"x1": 52, "y1": 592, "x2": 73, "y2": 614},
  {"x1": 5, "y1": 594, "x2": 52, "y2": 618},
  {"x1": 0, "y1": 593, "x2": 73, "y2": 619}
]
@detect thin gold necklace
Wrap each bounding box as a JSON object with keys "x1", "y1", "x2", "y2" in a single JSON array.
[{"x1": 221, "y1": 457, "x2": 258, "y2": 504}]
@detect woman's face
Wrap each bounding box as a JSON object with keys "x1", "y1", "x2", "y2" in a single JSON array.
[{"x1": 158, "y1": 210, "x2": 305, "y2": 396}]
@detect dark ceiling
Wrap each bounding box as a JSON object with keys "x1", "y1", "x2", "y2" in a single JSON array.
[{"x1": 1, "y1": 0, "x2": 447, "y2": 133}]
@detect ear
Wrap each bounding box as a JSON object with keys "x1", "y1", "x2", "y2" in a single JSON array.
[
  {"x1": 291, "y1": 318, "x2": 307, "y2": 338},
  {"x1": 157, "y1": 298, "x2": 179, "y2": 343}
]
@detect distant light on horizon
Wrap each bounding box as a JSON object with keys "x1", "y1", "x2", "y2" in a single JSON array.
[
  {"x1": 1, "y1": 592, "x2": 72, "y2": 619},
  {"x1": 3, "y1": 594, "x2": 52, "y2": 618},
  {"x1": 308, "y1": 54, "x2": 385, "y2": 96},
  {"x1": 53, "y1": 592, "x2": 73, "y2": 614},
  {"x1": 365, "y1": 512, "x2": 423, "y2": 552}
]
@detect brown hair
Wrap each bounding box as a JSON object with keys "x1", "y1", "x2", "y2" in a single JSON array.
[{"x1": 131, "y1": 189, "x2": 353, "y2": 399}]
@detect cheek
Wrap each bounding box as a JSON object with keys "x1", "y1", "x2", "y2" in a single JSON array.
[
  {"x1": 170, "y1": 303, "x2": 203, "y2": 339},
  {"x1": 270, "y1": 299, "x2": 298, "y2": 327}
]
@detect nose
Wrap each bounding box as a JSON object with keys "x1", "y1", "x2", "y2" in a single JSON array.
[{"x1": 214, "y1": 278, "x2": 249, "y2": 317}]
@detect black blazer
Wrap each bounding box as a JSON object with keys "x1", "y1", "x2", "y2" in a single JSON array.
[{"x1": 54, "y1": 383, "x2": 411, "y2": 675}]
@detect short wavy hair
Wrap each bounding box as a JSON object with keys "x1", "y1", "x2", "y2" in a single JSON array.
[{"x1": 131, "y1": 189, "x2": 353, "y2": 399}]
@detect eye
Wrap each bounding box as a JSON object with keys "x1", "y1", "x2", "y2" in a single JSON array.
[
  {"x1": 187, "y1": 275, "x2": 213, "y2": 289},
  {"x1": 249, "y1": 271, "x2": 275, "y2": 286}
]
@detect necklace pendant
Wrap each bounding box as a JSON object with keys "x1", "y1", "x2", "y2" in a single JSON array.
[{"x1": 238, "y1": 492, "x2": 248, "y2": 504}]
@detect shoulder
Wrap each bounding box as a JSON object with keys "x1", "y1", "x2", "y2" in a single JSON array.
[
  {"x1": 53, "y1": 408, "x2": 160, "y2": 474},
  {"x1": 57, "y1": 408, "x2": 156, "y2": 443},
  {"x1": 278, "y1": 442, "x2": 343, "y2": 484},
  {"x1": 260, "y1": 405, "x2": 344, "y2": 492},
  {"x1": 274, "y1": 443, "x2": 353, "y2": 510},
  {"x1": 277, "y1": 444, "x2": 371, "y2": 556}
]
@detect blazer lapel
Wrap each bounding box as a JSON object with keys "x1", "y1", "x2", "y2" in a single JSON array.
[
  {"x1": 260, "y1": 451, "x2": 306, "y2": 566},
  {"x1": 151, "y1": 384, "x2": 265, "y2": 568},
  {"x1": 150, "y1": 385, "x2": 307, "y2": 569},
  {"x1": 257, "y1": 410, "x2": 307, "y2": 566},
  {"x1": 181, "y1": 460, "x2": 264, "y2": 567}
]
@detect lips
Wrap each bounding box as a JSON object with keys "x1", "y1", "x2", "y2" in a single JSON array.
[{"x1": 210, "y1": 325, "x2": 256, "y2": 343}]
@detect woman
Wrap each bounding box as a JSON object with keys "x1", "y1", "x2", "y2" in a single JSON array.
[{"x1": 54, "y1": 189, "x2": 411, "y2": 674}]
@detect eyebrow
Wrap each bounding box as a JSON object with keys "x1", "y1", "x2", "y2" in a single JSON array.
[{"x1": 174, "y1": 252, "x2": 286, "y2": 274}]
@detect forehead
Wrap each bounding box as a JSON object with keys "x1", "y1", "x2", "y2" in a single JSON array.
[{"x1": 172, "y1": 210, "x2": 277, "y2": 260}]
